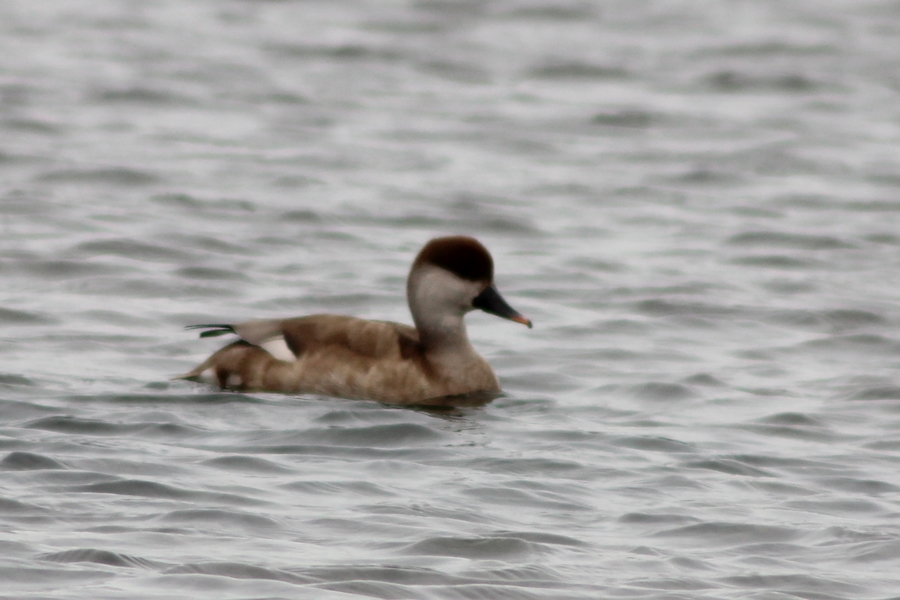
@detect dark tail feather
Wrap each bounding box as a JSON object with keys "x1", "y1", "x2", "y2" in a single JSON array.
[{"x1": 186, "y1": 324, "x2": 236, "y2": 338}]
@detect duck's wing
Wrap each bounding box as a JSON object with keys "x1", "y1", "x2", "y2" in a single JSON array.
[
  {"x1": 187, "y1": 319, "x2": 297, "y2": 361},
  {"x1": 279, "y1": 315, "x2": 421, "y2": 361},
  {"x1": 188, "y1": 315, "x2": 420, "y2": 363}
]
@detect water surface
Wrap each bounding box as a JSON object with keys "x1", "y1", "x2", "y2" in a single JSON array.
[{"x1": 3, "y1": 0, "x2": 900, "y2": 598}]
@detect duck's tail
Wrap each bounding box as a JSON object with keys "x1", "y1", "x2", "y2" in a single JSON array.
[
  {"x1": 185, "y1": 324, "x2": 236, "y2": 338},
  {"x1": 172, "y1": 324, "x2": 237, "y2": 381}
]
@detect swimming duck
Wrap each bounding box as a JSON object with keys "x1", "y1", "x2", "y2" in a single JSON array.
[{"x1": 177, "y1": 236, "x2": 531, "y2": 404}]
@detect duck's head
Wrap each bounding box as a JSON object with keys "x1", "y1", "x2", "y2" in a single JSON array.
[{"x1": 407, "y1": 236, "x2": 532, "y2": 336}]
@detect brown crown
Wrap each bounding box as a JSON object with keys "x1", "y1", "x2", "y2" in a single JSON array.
[{"x1": 413, "y1": 236, "x2": 494, "y2": 282}]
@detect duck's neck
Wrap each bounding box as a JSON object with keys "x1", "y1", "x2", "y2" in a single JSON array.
[
  {"x1": 407, "y1": 266, "x2": 477, "y2": 353},
  {"x1": 414, "y1": 310, "x2": 472, "y2": 352},
  {"x1": 413, "y1": 311, "x2": 484, "y2": 383}
]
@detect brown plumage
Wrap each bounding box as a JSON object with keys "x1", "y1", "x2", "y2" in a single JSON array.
[{"x1": 177, "y1": 236, "x2": 531, "y2": 404}]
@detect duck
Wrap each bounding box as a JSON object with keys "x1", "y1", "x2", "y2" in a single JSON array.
[{"x1": 177, "y1": 236, "x2": 532, "y2": 404}]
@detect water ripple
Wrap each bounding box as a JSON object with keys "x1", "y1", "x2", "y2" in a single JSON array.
[
  {"x1": 4, "y1": 0, "x2": 900, "y2": 598},
  {"x1": 1, "y1": 451, "x2": 67, "y2": 471}
]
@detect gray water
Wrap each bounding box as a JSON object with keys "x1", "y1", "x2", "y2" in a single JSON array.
[{"x1": 3, "y1": 0, "x2": 900, "y2": 598}]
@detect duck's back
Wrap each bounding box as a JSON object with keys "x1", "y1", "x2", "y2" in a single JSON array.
[{"x1": 181, "y1": 314, "x2": 499, "y2": 403}]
